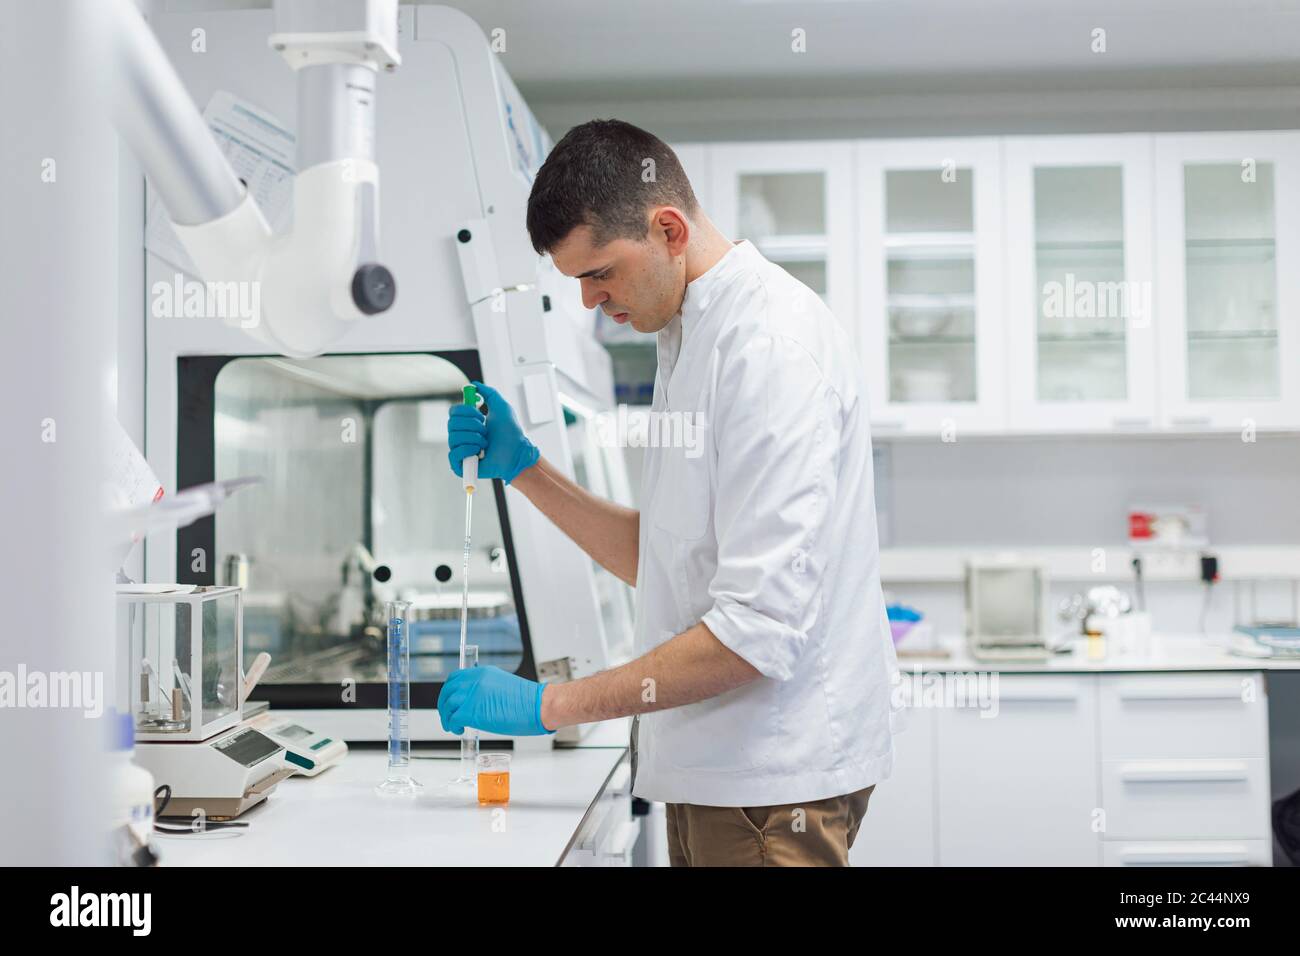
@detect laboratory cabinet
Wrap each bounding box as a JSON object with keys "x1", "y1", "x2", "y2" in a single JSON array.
[
  {"x1": 706, "y1": 141, "x2": 856, "y2": 345},
  {"x1": 936, "y1": 674, "x2": 1102, "y2": 866},
  {"x1": 857, "y1": 138, "x2": 1008, "y2": 435},
  {"x1": 688, "y1": 129, "x2": 1300, "y2": 436},
  {"x1": 1153, "y1": 132, "x2": 1300, "y2": 431},
  {"x1": 1003, "y1": 135, "x2": 1158, "y2": 432},
  {"x1": 849, "y1": 670, "x2": 1273, "y2": 867},
  {"x1": 1097, "y1": 673, "x2": 1271, "y2": 850},
  {"x1": 849, "y1": 706, "x2": 938, "y2": 866}
]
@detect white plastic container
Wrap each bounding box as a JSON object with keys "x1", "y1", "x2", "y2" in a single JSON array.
[{"x1": 109, "y1": 710, "x2": 155, "y2": 847}]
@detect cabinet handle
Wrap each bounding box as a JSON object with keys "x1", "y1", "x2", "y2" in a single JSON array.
[
  {"x1": 959, "y1": 687, "x2": 1081, "y2": 703},
  {"x1": 1112, "y1": 416, "x2": 1151, "y2": 428},
  {"x1": 601, "y1": 819, "x2": 642, "y2": 863},
  {"x1": 1171, "y1": 415, "x2": 1212, "y2": 426},
  {"x1": 1118, "y1": 759, "x2": 1249, "y2": 783},
  {"x1": 997, "y1": 680, "x2": 1084, "y2": 702},
  {"x1": 873, "y1": 419, "x2": 905, "y2": 430},
  {"x1": 1119, "y1": 844, "x2": 1250, "y2": 865},
  {"x1": 1116, "y1": 680, "x2": 1246, "y2": 701}
]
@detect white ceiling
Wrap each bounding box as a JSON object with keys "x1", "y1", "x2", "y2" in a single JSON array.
[
  {"x1": 159, "y1": 1, "x2": 1300, "y2": 137},
  {"x1": 439, "y1": 0, "x2": 1300, "y2": 92}
]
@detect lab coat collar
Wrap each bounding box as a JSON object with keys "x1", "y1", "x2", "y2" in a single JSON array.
[
  {"x1": 679, "y1": 239, "x2": 754, "y2": 322},
  {"x1": 657, "y1": 240, "x2": 756, "y2": 376}
]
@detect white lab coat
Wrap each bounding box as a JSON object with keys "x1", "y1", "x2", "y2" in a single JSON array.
[{"x1": 631, "y1": 240, "x2": 900, "y2": 807}]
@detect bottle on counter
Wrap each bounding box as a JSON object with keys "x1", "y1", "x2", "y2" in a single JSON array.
[
  {"x1": 1085, "y1": 625, "x2": 1107, "y2": 661},
  {"x1": 108, "y1": 709, "x2": 156, "y2": 865}
]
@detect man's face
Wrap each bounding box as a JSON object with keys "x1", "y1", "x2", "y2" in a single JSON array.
[{"x1": 548, "y1": 221, "x2": 686, "y2": 335}]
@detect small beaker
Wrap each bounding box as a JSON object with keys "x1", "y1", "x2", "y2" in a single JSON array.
[{"x1": 476, "y1": 752, "x2": 511, "y2": 806}]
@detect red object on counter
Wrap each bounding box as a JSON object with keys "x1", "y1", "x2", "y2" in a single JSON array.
[{"x1": 1129, "y1": 512, "x2": 1153, "y2": 539}]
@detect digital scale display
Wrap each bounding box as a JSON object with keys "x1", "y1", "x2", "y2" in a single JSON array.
[{"x1": 213, "y1": 728, "x2": 282, "y2": 767}]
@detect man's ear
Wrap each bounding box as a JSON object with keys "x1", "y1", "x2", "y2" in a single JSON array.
[{"x1": 652, "y1": 207, "x2": 691, "y2": 257}]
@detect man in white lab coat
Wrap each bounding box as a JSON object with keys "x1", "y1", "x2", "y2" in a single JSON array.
[{"x1": 439, "y1": 119, "x2": 898, "y2": 866}]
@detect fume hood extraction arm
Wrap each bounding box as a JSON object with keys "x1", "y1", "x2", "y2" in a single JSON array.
[{"x1": 108, "y1": 0, "x2": 400, "y2": 357}]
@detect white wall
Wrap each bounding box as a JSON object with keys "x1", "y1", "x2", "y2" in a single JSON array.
[{"x1": 887, "y1": 434, "x2": 1300, "y2": 547}]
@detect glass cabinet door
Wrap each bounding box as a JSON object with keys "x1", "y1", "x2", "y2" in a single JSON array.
[
  {"x1": 1036, "y1": 167, "x2": 1126, "y2": 399},
  {"x1": 1004, "y1": 135, "x2": 1156, "y2": 431},
  {"x1": 708, "y1": 142, "x2": 854, "y2": 340},
  {"x1": 857, "y1": 139, "x2": 1005, "y2": 433},
  {"x1": 1183, "y1": 164, "x2": 1277, "y2": 400},
  {"x1": 1155, "y1": 132, "x2": 1300, "y2": 430}
]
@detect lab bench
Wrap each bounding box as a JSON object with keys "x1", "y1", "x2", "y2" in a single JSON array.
[
  {"x1": 853, "y1": 633, "x2": 1299, "y2": 867},
  {"x1": 154, "y1": 733, "x2": 634, "y2": 867},
  {"x1": 893, "y1": 631, "x2": 1300, "y2": 675}
]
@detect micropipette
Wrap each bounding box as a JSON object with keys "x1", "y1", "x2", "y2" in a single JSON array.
[{"x1": 456, "y1": 384, "x2": 481, "y2": 784}]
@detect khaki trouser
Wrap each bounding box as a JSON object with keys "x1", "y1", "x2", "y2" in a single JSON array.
[{"x1": 665, "y1": 785, "x2": 875, "y2": 867}]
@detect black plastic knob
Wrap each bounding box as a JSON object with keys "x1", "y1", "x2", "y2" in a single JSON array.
[{"x1": 352, "y1": 263, "x2": 396, "y2": 315}]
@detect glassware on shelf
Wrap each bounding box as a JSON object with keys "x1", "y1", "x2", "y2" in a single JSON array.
[
  {"x1": 883, "y1": 168, "x2": 978, "y2": 403},
  {"x1": 738, "y1": 172, "x2": 832, "y2": 299},
  {"x1": 1182, "y1": 161, "x2": 1280, "y2": 401},
  {"x1": 1031, "y1": 165, "x2": 1128, "y2": 403}
]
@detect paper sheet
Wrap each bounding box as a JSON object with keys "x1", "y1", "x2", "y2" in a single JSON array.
[
  {"x1": 108, "y1": 418, "x2": 163, "y2": 514},
  {"x1": 145, "y1": 90, "x2": 296, "y2": 274}
]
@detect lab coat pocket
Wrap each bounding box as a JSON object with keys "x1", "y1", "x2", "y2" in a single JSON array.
[{"x1": 651, "y1": 446, "x2": 711, "y2": 540}]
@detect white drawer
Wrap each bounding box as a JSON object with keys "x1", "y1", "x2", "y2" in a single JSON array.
[
  {"x1": 1104, "y1": 840, "x2": 1270, "y2": 867},
  {"x1": 1100, "y1": 756, "x2": 1270, "y2": 840},
  {"x1": 562, "y1": 757, "x2": 635, "y2": 867},
  {"x1": 595, "y1": 818, "x2": 642, "y2": 867},
  {"x1": 1100, "y1": 672, "x2": 1268, "y2": 759}
]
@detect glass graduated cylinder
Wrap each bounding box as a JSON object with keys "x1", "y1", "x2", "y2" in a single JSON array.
[{"x1": 376, "y1": 600, "x2": 422, "y2": 796}]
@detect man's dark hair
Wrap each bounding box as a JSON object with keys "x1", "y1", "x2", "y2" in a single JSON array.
[{"x1": 526, "y1": 119, "x2": 699, "y2": 254}]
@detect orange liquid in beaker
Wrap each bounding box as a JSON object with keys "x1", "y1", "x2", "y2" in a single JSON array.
[{"x1": 477, "y1": 770, "x2": 510, "y2": 805}]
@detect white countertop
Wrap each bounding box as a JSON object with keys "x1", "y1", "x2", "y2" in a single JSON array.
[
  {"x1": 895, "y1": 632, "x2": 1300, "y2": 673},
  {"x1": 155, "y1": 737, "x2": 628, "y2": 867}
]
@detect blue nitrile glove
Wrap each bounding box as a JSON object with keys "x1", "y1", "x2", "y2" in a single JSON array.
[
  {"x1": 446, "y1": 380, "x2": 540, "y2": 484},
  {"x1": 438, "y1": 665, "x2": 553, "y2": 736}
]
